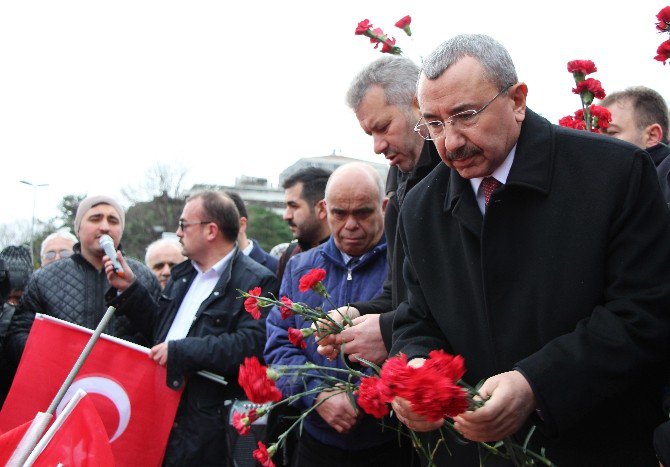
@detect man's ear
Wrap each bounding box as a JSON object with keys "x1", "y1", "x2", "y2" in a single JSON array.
[
  {"x1": 239, "y1": 217, "x2": 248, "y2": 235},
  {"x1": 643, "y1": 123, "x2": 663, "y2": 148},
  {"x1": 315, "y1": 199, "x2": 327, "y2": 220},
  {"x1": 510, "y1": 82, "x2": 528, "y2": 123}
]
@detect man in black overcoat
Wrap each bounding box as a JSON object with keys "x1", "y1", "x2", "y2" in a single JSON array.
[{"x1": 391, "y1": 34, "x2": 670, "y2": 466}]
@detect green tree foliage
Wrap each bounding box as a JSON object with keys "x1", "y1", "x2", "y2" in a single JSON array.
[
  {"x1": 246, "y1": 205, "x2": 292, "y2": 252},
  {"x1": 57, "y1": 194, "x2": 86, "y2": 231},
  {"x1": 123, "y1": 192, "x2": 185, "y2": 261}
]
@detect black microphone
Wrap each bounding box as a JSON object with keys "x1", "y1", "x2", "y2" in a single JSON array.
[{"x1": 99, "y1": 234, "x2": 124, "y2": 277}]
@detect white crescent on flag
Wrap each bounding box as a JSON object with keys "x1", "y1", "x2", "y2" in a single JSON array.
[{"x1": 56, "y1": 376, "x2": 131, "y2": 442}]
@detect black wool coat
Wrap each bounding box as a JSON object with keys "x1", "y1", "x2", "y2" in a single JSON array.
[
  {"x1": 110, "y1": 248, "x2": 279, "y2": 466},
  {"x1": 392, "y1": 109, "x2": 670, "y2": 466}
]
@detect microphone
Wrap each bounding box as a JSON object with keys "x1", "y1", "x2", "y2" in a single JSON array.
[{"x1": 99, "y1": 234, "x2": 125, "y2": 277}]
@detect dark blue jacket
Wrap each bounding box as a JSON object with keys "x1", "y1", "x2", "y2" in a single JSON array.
[
  {"x1": 248, "y1": 239, "x2": 279, "y2": 274},
  {"x1": 264, "y1": 236, "x2": 395, "y2": 452}
]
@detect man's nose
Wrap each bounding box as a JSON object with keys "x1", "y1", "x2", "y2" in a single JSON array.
[
  {"x1": 373, "y1": 134, "x2": 388, "y2": 155},
  {"x1": 160, "y1": 265, "x2": 171, "y2": 277},
  {"x1": 442, "y1": 125, "x2": 467, "y2": 155},
  {"x1": 283, "y1": 208, "x2": 291, "y2": 221},
  {"x1": 344, "y1": 217, "x2": 358, "y2": 230}
]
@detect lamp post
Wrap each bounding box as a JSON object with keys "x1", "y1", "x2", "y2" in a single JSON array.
[{"x1": 20, "y1": 180, "x2": 49, "y2": 265}]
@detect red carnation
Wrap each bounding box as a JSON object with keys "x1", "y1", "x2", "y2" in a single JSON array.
[
  {"x1": 279, "y1": 296, "x2": 294, "y2": 319},
  {"x1": 253, "y1": 441, "x2": 277, "y2": 467},
  {"x1": 355, "y1": 19, "x2": 372, "y2": 35},
  {"x1": 655, "y1": 40, "x2": 670, "y2": 64},
  {"x1": 232, "y1": 409, "x2": 258, "y2": 436},
  {"x1": 589, "y1": 105, "x2": 612, "y2": 131},
  {"x1": 657, "y1": 6, "x2": 670, "y2": 32},
  {"x1": 244, "y1": 286, "x2": 263, "y2": 320},
  {"x1": 567, "y1": 59, "x2": 597, "y2": 76},
  {"x1": 572, "y1": 78, "x2": 606, "y2": 103},
  {"x1": 381, "y1": 37, "x2": 397, "y2": 54},
  {"x1": 380, "y1": 354, "x2": 415, "y2": 396},
  {"x1": 394, "y1": 15, "x2": 412, "y2": 36},
  {"x1": 288, "y1": 327, "x2": 312, "y2": 349},
  {"x1": 238, "y1": 357, "x2": 283, "y2": 403},
  {"x1": 357, "y1": 376, "x2": 392, "y2": 418},
  {"x1": 559, "y1": 114, "x2": 586, "y2": 130},
  {"x1": 424, "y1": 350, "x2": 466, "y2": 382},
  {"x1": 370, "y1": 27, "x2": 386, "y2": 46},
  {"x1": 298, "y1": 268, "x2": 327, "y2": 294}
]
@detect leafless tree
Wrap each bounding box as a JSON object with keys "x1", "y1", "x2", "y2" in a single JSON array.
[{"x1": 122, "y1": 163, "x2": 189, "y2": 203}]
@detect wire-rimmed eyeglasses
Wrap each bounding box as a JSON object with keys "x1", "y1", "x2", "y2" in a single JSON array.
[{"x1": 414, "y1": 84, "x2": 513, "y2": 140}]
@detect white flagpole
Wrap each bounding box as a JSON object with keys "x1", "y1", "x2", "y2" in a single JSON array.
[{"x1": 7, "y1": 306, "x2": 117, "y2": 466}]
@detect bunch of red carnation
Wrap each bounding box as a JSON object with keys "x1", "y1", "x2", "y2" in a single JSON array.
[
  {"x1": 559, "y1": 105, "x2": 612, "y2": 134},
  {"x1": 655, "y1": 6, "x2": 670, "y2": 64},
  {"x1": 354, "y1": 15, "x2": 412, "y2": 55},
  {"x1": 559, "y1": 60, "x2": 610, "y2": 133},
  {"x1": 357, "y1": 350, "x2": 471, "y2": 422}
]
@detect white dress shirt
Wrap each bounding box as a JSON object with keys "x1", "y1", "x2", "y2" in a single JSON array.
[
  {"x1": 469, "y1": 145, "x2": 517, "y2": 214},
  {"x1": 165, "y1": 250, "x2": 234, "y2": 342}
]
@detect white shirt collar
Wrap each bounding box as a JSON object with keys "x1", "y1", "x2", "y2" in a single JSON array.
[
  {"x1": 191, "y1": 248, "x2": 235, "y2": 276},
  {"x1": 242, "y1": 240, "x2": 254, "y2": 256}
]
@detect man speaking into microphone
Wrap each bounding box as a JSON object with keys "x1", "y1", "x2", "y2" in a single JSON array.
[{"x1": 6, "y1": 194, "x2": 161, "y2": 365}]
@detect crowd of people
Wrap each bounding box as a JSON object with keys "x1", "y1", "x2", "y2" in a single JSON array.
[{"x1": 0, "y1": 33, "x2": 669, "y2": 466}]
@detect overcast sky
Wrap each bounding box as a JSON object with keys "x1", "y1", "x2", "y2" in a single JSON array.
[{"x1": 0, "y1": 0, "x2": 666, "y2": 228}]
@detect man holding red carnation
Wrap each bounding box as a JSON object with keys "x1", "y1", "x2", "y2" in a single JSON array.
[
  {"x1": 265, "y1": 163, "x2": 412, "y2": 466},
  {"x1": 391, "y1": 34, "x2": 670, "y2": 466}
]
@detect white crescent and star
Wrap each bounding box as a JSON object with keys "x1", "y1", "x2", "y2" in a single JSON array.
[{"x1": 56, "y1": 376, "x2": 131, "y2": 442}]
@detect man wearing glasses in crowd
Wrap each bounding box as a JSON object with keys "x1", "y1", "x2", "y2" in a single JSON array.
[
  {"x1": 39, "y1": 230, "x2": 77, "y2": 266},
  {"x1": 105, "y1": 190, "x2": 278, "y2": 466},
  {"x1": 390, "y1": 34, "x2": 670, "y2": 465}
]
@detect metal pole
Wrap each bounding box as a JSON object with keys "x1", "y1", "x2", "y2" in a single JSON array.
[{"x1": 19, "y1": 181, "x2": 48, "y2": 266}]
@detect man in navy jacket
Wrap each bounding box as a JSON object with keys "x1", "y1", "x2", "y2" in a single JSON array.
[{"x1": 265, "y1": 163, "x2": 410, "y2": 466}]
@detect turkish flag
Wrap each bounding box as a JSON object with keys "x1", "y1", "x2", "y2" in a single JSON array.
[
  {"x1": 0, "y1": 314, "x2": 183, "y2": 466},
  {"x1": 32, "y1": 391, "x2": 114, "y2": 467}
]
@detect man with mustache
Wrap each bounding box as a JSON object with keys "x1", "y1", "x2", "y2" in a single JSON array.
[
  {"x1": 391, "y1": 34, "x2": 670, "y2": 465},
  {"x1": 277, "y1": 167, "x2": 331, "y2": 283}
]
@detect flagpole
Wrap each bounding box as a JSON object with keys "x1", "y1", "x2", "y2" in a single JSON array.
[
  {"x1": 7, "y1": 306, "x2": 117, "y2": 466},
  {"x1": 46, "y1": 306, "x2": 117, "y2": 414}
]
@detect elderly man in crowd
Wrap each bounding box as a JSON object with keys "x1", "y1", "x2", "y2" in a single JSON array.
[
  {"x1": 7, "y1": 195, "x2": 160, "y2": 364},
  {"x1": 317, "y1": 56, "x2": 441, "y2": 366},
  {"x1": 601, "y1": 86, "x2": 670, "y2": 202},
  {"x1": 40, "y1": 230, "x2": 77, "y2": 266},
  {"x1": 106, "y1": 190, "x2": 278, "y2": 466},
  {"x1": 390, "y1": 34, "x2": 670, "y2": 465},
  {"x1": 145, "y1": 237, "x2": 186, "y2": 289},
  {"x1": 265, "y1": 163, "x2": 411, "y2": 467},
  {"x1": 277, "y1": 167, "x2": 331, "y2": 283}
]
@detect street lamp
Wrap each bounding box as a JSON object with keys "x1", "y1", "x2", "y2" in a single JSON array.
[{"x1": 20, "y1": 180, "x2": 49, "y2": 265}]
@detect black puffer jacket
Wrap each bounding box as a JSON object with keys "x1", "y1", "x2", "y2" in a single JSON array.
[{"x1": 6, "y1": 244, "x2": 160, "y2": 365}]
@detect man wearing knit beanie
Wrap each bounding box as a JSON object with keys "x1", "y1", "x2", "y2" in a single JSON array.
[{"x1": 6, "y1": 194, "x2": 161, "y2": 366}]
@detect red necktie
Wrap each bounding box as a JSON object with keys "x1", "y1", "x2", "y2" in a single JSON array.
[{"x1": 481, "y1": 177, "x2": 501, "y2": 207}]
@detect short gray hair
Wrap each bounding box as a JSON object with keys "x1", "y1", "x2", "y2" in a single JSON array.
[
  {"x1": 346, "y1": 56, "x2": 420, "y2": 112},
  {"x1": 422, "y1": 34, "x2": 517, "y2": 90},
  {"x1": 145, "y1": 237, "x2": 183, "y2": 265},
  {"x1": 40, "y1": 230, "x2": 78, "y2": 258}
]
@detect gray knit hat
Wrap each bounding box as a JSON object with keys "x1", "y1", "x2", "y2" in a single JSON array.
[{"x1": 73, "y1": 195, "x2": 125, "y2": 234}]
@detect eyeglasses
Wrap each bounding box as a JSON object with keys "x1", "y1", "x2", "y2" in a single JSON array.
[
  {"x1": 178, "y1": 220, "x2": 212, "y2": 231},
  {"x1": 42, "y1": 249, "x2": 74, "y2": 261},
  {"x1": 414, "y1": 84, "x2": 513, "y2": 140}
]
